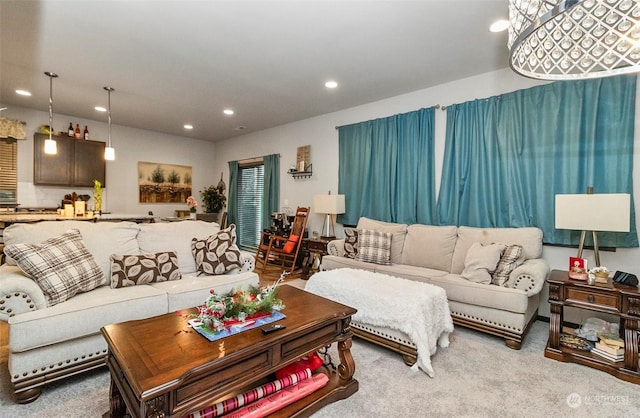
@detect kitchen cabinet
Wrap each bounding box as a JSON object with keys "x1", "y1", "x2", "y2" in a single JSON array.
[{"x1": 34, "y1": 133, "x2": 106, "y2": 187}]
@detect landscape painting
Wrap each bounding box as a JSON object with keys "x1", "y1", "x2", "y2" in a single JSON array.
[{"x1": 138, "y1": 161, "x2": 192, "y2": 203}]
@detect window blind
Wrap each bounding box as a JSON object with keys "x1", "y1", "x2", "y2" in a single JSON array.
[
  {"x1": 0, "y1": 139, "x2": 17, "y2": 205},
  {"x1": 237, "y1": 163, "x2": 264, "y2": 249}
]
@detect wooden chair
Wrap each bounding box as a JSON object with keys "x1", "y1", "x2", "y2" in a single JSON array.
[{"x1": 255, "y1": 207, "x2": 309, "y2": 279}]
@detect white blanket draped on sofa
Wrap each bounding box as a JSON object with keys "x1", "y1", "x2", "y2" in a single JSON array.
[{"x1": 305, "y1": 268, "x2": 454, "y2": 376}]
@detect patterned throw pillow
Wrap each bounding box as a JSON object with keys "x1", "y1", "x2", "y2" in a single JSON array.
[
  {"x1": 4, "y1": 229, "x2": 104, "y2": 306},
  {"x1": 110, "y1": 254, "x2": 160, "y2": 288},
  {"x1": 192, "y1": 224, "x2": 243, "y2": 275},
  {"x1": 344, "y1": 228, "x2": 359, "y2": 259},
  {"x1": 355, "y1": 229, "x2": 392, "y2": 265},
  {"x1": 110, "y1": 251, "x2": 182, "y2": 288},
  {"x1": 491, "y1": 244, "x2": 525, "y2": 286}
]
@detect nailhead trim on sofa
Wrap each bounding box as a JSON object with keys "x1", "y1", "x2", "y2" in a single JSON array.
[
  {"x1": 1, "y1": 292, "x2": 36, "y2": 318},
  {"x1": 450, "y1": 311, "x2": 523, "y2": 332},
  {"x1": 12, "y1": 348, "x2": 108, "y2": 381}
]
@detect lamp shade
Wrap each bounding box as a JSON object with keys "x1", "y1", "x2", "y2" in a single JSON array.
[
  {"x1": 313, "y1": 194, "x2": 345, "y2": 215},
  {"x1": 555, "y1": 193, "x2": 630, "y2": 232}
]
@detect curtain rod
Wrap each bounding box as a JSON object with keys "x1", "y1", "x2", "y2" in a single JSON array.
[
  {"x1": 232, "y1": 153, "x2": 281, "y2": 165},
  {"x1": 334, "y1": 104, "x2": 448, "y2": 129}
]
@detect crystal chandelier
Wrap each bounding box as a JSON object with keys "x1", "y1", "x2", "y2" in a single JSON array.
[{"x1": 508, "y1": 0, "x2": 640, "y2": 80}]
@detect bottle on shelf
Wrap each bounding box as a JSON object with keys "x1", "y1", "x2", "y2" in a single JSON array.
[
  {"x1": 68, "y1": 122, "x2": 74, "y2": 137},
  {"x1": 83, "y1": 125, "x2": 89, "y2": 140},
  {"x1": 75, "y1": 123, "x2": 81, "y2": 139}
]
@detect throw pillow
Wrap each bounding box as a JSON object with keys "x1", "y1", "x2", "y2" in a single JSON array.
[
  {"x1": 110, "y1": 254, "x2": 160, "y2": 288},
  {"x1": 355, "y1": 229, "x2": 392, "y2": 265},
  {"x1": 343, "y1": 228, "x2": 358, "y2": 259},
  {"x1": 491, "y1": 244, "x2": 525, "y2": 286},
  {"x1": 4, "y1": 229, "x2": 104, "y2": 306},
  {"x1": 460, "y1": 242, "x2": 506, "y2": 284},
  {"x1": 110, "y1": 251, "x2": 182, "y2": 288},
  {"x1": 156, "y1": 251, "x2": 182, "y2": 281},
  {"x1": 283, "y1": 234, "x2": 300, "y2": 254},
  {"x1": 192, "y1": 224, "x2": 243, "y2": 275}
]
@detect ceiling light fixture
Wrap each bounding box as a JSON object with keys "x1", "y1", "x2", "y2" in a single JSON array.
[
  {"x1": 508, "y1": 0, "x2": 640, "y2": 80},
  {"x1": 16, "y1": 89, "x2": 32, "y2": 96},
  {"x1": 44, "y1": 71, "x2": 58, "y2": 155},
  {"x1": 325, "y1": 81, "x2": 338, "y2": 88},
  {"x1": 184, "y1": 124, "x2": 193, "y2": 130},
  {"x1": 95, "y1": 106, "x2": 107, "y2": 112},
  {"x1": 490, "y1": 19, "x2": 509, "y2": 33},
  {"x1": 223, "y1": 109, "x2": 234, "y2": 115},
  {"x1": 104, "y1": 87, "x2": 115, "y2": 161}
]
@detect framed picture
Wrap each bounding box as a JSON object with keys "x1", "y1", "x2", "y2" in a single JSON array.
[
  {"x1": 568, "y1": 256, "x2": 588, "y2": 280},
  {"x1": 138, "y1": 161, "x2": 192, "y2": 203}
]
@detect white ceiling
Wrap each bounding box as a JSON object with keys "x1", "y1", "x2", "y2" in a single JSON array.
[{"x1": 0, "y1": 0, "x2": 511, "y2": 142}]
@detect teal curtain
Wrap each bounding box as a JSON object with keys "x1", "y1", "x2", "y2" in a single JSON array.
[
  {"x1": 437, "y1": 75, "x2": 637, "y2": 247},
  {"x1": 262, "y1": 154, "x2": 280, "y2": 228},
  {"x1": 338, "y1": 107, "x2": 436, "y2": 225},
  {"x1": 227, "y1": 161, "x2": 239, "y2": 226}
]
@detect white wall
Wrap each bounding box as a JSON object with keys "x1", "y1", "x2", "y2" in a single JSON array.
[
  {"x1": 1, "y1": 105, "x2": 217, "y2": 218},
  {"x1": 214, "y1": 68, "x2": 640, "y2": 319}
]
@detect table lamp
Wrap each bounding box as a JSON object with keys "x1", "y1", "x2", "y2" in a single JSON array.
[
  {"x1": 313, "y1": 192, "x2": 345, "y2": 239},
  {"x1": 555, "y1": 190, "x2": 630, "y2": 267}
]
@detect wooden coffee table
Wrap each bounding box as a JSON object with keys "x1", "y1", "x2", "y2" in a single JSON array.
[{"x1": 101, "y1": 285, "x2": 358, "y2": 417}]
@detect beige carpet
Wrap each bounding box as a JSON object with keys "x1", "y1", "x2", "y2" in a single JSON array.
[{"x1": 1, "y1": 297, "x2": 639, "y2": 417}]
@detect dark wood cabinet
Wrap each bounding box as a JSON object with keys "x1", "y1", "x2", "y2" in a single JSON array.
[{"x1": 34, "y1": 134, "x2": 106, "y2": 187}]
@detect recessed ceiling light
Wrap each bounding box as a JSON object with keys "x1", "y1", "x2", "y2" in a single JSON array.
[
  {"x1": 490, "y1": 19, "x2": 509, "y2": 33},
  {"x1": 325, "y1": 81, "x2": 338, "y2": 89},
  {"x1": 15, "y1": 89, "x2": 31, "y2": 96},
  {"x1": 184, "y1": 124, "x2": 193, "y2": 130},
  {"x1": 95, "y1": 106, "x2": 107, "y2": 112},
  {"x1": 223, "y1": 109, "x2": 234, "y2": 116}
]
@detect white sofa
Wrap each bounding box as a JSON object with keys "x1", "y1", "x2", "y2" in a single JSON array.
[
  {"x1": 322, "y1": 217, "x2": 549, "y2": 351},
  {"x1": 0, "y1": 220, "x2": 258, "y2": 403}
]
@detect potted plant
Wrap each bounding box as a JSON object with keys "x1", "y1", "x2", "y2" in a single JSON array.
[
  {"x1": 186, "y1": 195, "x2": 198, "y2": 219},
  {"x1": 200, "y1": 185, "x2": 226, "y2": 214}
]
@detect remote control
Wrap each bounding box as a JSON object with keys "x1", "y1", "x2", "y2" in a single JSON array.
[{"x1": 262, "y1": 324, "x2": 286, "y2": 334}]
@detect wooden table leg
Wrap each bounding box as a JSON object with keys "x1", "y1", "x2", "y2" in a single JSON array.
[
  {"x1": 624, "y1": 317, "x2": 639, "y2": 372},
  {"x1": 548, "y1": 303, "x2": 563, "y2": 349}
]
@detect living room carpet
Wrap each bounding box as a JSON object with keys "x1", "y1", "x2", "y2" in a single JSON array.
[{"x1": 1, "y1": 320, "x2": 638, "y2": 417}]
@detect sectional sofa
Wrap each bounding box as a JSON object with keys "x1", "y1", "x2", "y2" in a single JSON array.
[
  {"x1": 0, "y1": 220, "x2": 258, "y2": 403},
  {"x1": 321, "y1": 217, "x2": 549, "y2": 356}
]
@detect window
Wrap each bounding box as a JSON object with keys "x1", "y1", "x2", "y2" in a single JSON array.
[
  {"x1": 0, "y1": 139, "x2": 17, "y2": 206},
  {"x1": 236, "y1": 162, "x2": 264, "y2": 249}
]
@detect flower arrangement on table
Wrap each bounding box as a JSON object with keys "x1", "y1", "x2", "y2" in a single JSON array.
[
  {"x1": 195, "y1": 279, "x2": 285, "y2": 333},
  {"x1": 589, "y1": 266, "x2": 610, "y2": 283},
  {"x1": 186, "y1": 195, "x2": 198, "y2": 214}
]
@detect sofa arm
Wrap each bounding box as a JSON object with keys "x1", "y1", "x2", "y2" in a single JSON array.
[
  {"x1": 506, "y1": 259, "x2": 550, "y2": 297},
  {"x1": 327, "y1": 239, "x2": 345, "y2": 257},
  {"x1": 0, "y1": 266, "x2": 47, "y2": 320},
  {"x1": 240, "y1": 253, "x2": 256, "y2": 272}
]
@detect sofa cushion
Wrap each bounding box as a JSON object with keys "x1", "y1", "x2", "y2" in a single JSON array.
[
  {"x1": 343, "y1": 228, "x2": 359, "y2": 259},
  {"x1": 430, "y1": 274, "x2": 530, "y2": 314},
  {"x1": 460, "y1": 242, "x2": 506, "y2": 284},
  {"x1": 8, "y1": 284, "x2": 168, "y2": 352},
  {"x1": 374, "y1": 263, "x2": 448, "y2": 284},
  {"x1": 450, "y1": 226, "x2": 543, "y2": 274},
  {"x1": 138, "y1": 220, "x2": 220, "y2": 274},
  {"x1": 191, "y1": 224, "x2": 243, "y2": 275},
  {"x1": 355, "y1": 229, "x2": 392, "y2": 265},
  {"x1": 151, "y1": 271, "x2": 260, "y2": 311},
  {"x1": 3, "y1": 220, "x2": 141, "y2": 285},
  {"x1": 4, "y1": 229, "x2": 104, "y2": 306},
  {"x1": 491, "y1": 245, "x2": 525, "y2": 286},
  {"x1": 356, "y1": 217, "x2": 407, "y2": 264},
  {"x1": 321, "y1": 254, "x2": 375, "y2": 271},
  {"x1": 401, "y1": 224, "x2": 458, "y2": 272}
]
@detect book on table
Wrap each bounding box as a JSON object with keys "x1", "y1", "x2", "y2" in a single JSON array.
[
  {"x1": 591, "y1": 347, "x2": 624, "y2": 362},
  {"x1": 595, "y1": 342, "x2": 624, "y2": 356},
  {"x1": 597, "y1": 333, "x2": 624, "y2": 348}
]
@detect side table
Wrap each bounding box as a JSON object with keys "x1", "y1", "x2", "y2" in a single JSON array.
[
  {"x1": 301, "y1": 237, "x2": 332, "y2": 279},
  {"x1": 545, "y1": 269, "x2": 640, "y2": 384}
]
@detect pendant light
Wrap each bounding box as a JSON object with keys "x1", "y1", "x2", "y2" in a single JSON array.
[
  {"x1": 44, "y1": 71, "x2": 58, "y2": 154},
  {"x1": 104, "y1": 86, "x2": 115, "y2": 161}
]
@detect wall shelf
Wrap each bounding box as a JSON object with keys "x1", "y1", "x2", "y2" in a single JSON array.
[{"x1": 288, "y1": 164, "x2": 312, "y2": 179}]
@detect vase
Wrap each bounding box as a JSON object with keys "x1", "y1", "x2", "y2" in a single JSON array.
[
  {"x1": 594, "y1": 272, "x2": 609, "y2": 284},
  {"x1": 190, "y1": 211, "x2": 197, "y2": 220}
]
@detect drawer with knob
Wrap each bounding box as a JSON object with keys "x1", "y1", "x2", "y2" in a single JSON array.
[{"x1": 566, "y1": 288, "x2": 621, "y2": 313}]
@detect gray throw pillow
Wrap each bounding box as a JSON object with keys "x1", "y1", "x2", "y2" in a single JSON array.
[
  {"x1": 460, "y1": 242, "x2": 506, "y2": 284},
  {"x1": 491, "y1": 244, "x2": 525, "y2": 286},
  {"x1": 355, "y1": 228, "x2": 392, "y2": 265}
]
